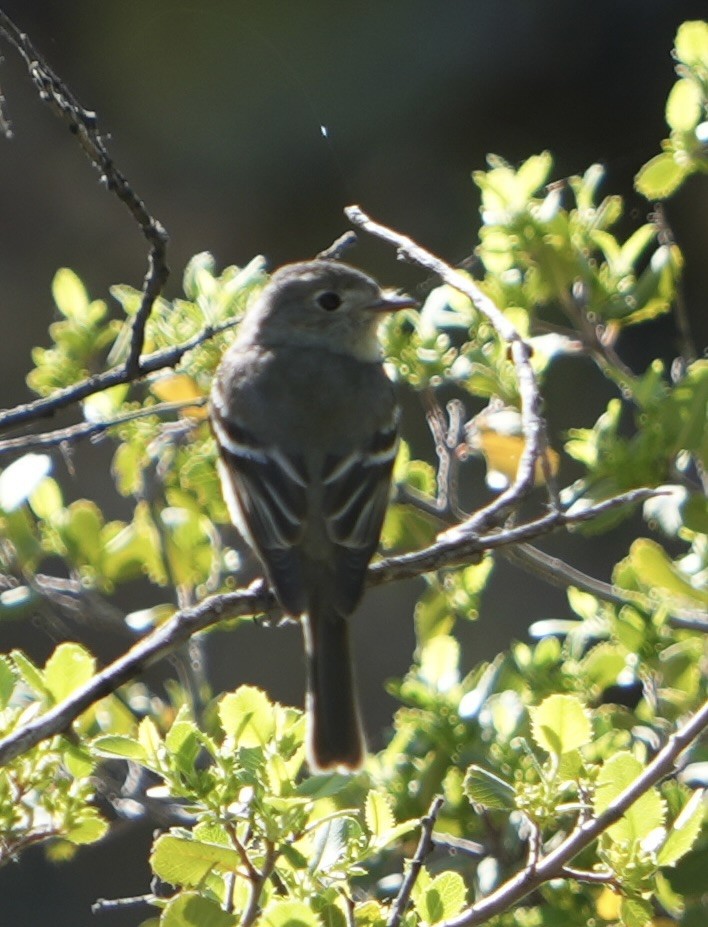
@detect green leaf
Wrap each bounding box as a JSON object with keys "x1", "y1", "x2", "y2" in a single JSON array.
[
  {"x1": 594, "y1": 752, "x2": 666, "y2": 843},
  {"x1": 150, "y1": 834, "x2": 241, "y2": 888},
  {"x1": 65, "y1": 809, "x2": 109, "y2": 845},
  {"x1": 0, "y1": 655, "x2": 16, "y2": 709},
  {"x1": 657, "y1": 789, "x2": 705, "y2": 867},
  {"x1": 92, "y1": 735, "x2": 148, "y2": 762},
  {"x1": 261, "y1": 900, "x2": 320, "y2": 927},
  {"x1": 463, "y1": 765, "x2": 516, "y2": 811},
  {"x1": 629, "y1": 538, "x2": 708, "y2": 607},
  {"x1": 11, "y1": 649, "x2": 48, "y2": 696},
  {"x1": 666, "y1": 78, "x2": 702, "y2": 132},
  {"x1": 635, "y1": 152, "x2": 687, "y2": 200},
  {"x1": 418, "y1": 635, "x2": 460, "y2": 692},
  {"x1": 365, "y1": 789, "x2": 395, "y2": 842},
  {"x1": 674, "y1": 20, "x2": 708, "y2": 68},
  {"x1": 52, "y1": 268, "x2": 89, "y2": 320},
  {"x1": 620, "y1": 895, "x2": 653, "y2": 927},
  {"x1": 530, "y1": 694, "x2": 592, "y2": 756},
  {"x1": 161, "y1": 893, "x2": 238, "y2": 927},
  {"x1": 44, "y1": 642, "x2": 96, "y2": 703},
  {"x1": 218, "y1": 685, "x2": 275, "y2": 747},
  {"x1": 415, "y1": 871, "x2": 467, "y2": 924}
]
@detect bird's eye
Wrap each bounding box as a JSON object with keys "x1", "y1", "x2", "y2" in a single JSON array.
[{"x1": 316, "y1": 291, "x2": 342, "y2": 311}]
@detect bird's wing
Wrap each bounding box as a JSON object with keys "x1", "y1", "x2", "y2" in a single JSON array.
[
  {"x1": 213, "y1": 413, "x2": 398, "y2": 617},
  {"x1": 212, "y1": 415, "x2": 310, "y2": 614},
  {"x1": 321, "y1": 419, "x2": 398, "y2": 614}
]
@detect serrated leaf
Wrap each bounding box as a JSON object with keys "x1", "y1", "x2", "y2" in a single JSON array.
[
  {"x1": 44, "y1": 642, "x2": 96, "y2": 703},
  {"x1": 657, "y1": 789, "x2": 705, "y2": 866},
  {"x1": 620, "y1": 895, "x2": 653, "y2": 927},
  {"x1": 310, "y1": 816, "x2": 349, "y2": 873},
  {"x1": 463, "y1": 765, "x2": 516, "y2": 810},
  {"x1": 530, "y1": 694, "x2": 592, "y2": 756},
  {"x1": 416, "y1": 871, "x2": 467, "y2": 924},
  {"x1": 261, "y1": 900, "x2": 320, "y2": 927},
  {"x1": 150, "y1": 834, "x2": 241, "y2": 887},
  {"x1": 594, "y1": 752, "x2": 666, "y2": 843},
  {"x1": 92, "y1": 735, "x2": 148, "y2": 762},
  {"x1": 365, "y1": 789, "x2": 395, "y2": 842},
  {"x1": 218, "y1": 685, "x2": 275, "y2": 747},
  {"x1": 138, "y1": 716, "x2": 163, "y2": 759},
  {"x1": 161, "y1": 892, "x2": 238, "y2": 927}
]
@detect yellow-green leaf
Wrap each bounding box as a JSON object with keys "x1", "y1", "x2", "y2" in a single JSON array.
[
  {"x1": 594, "y1": 752, "x2": 665, "y2": 843},
  {"x1": 44, "y1": 643, "x2": 96, "y2": 703},
  {"x1": 365, "y1": 789, "x2": 395, "y2": 842},
  {"x1": 161, "y1": 892, "x2": 238, "y2": 927},
  {"x1": 218, "y1": 685, "x2": 275, "y2": 747},
  {"x1": 261, "y1": 900, "x2": 320, "y2": 927},
  {"x1": 657, "y1": 789, "x2": 705, "y2": 866},
  {"x1": 530, "y1": 694, "x2": 592, "y2": 756},
  {"x1": 150, "y1": 834, "x2": 241, "y2": 888}
]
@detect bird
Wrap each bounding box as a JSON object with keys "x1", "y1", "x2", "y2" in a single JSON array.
[{"x1": 209, "y1": 259, "x2": 416, "y2": 772}]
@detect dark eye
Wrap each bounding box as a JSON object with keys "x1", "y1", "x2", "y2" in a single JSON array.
[{"x1": 316, "y1": 291, "x2": 342, "y2": 311}]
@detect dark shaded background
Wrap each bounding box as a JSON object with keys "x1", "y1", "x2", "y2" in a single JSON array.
[{"x1": 0, "y1": 3, "x2": 706, "y2": 925}]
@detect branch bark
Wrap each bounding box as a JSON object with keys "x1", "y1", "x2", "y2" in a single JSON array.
[{"x1": 0, "y1": 486, "x2": 657, "y2": 768}]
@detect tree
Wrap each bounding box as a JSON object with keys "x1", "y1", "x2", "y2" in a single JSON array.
[{"x1": 0, "y1": 12, "x2": 706, "y2": 927}]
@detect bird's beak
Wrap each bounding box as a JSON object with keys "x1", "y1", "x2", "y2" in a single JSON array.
[{"x1": 368, "y1": 290, "x2": 419, "y2": 313}]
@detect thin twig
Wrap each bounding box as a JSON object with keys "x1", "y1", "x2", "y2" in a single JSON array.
[
  {"x1": 438, "y1": 697, "x2": 708, "y2": 927},
  {"x1": 345, "y1": 205, "x2": 554, "y2": 537},
  {"x1": 317, "y1": 231, "x2": 359, "y2": 261},
  {"x1": 0, "y1": 487, "x2": 660, "y2": 768},
  {"x1": 503, "y1": 543, "x2": 708, "y2": 633},
  {"x1": 91, "y1": 894, "x2": 154, "y2": 913},
  {"x1": 430, "y1": 832, "x2": 485, "y2": 858},
  {"x1": 0, "y1": 398, "x2": 206, "y2": 455},
  {"x1": 423, "y1": 393, "x2": 466, "y2": 520},
  {"x1": 0, "y1": 10, "x2": 168, "y2": 375},
  {"x1": 387, "y1": 796, "x2": 444, "y2": 927},
  {"x1": 0, "y1": 316, "x2": 237, "y2": 433}
]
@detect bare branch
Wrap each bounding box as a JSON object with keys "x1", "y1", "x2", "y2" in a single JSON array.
[
  {"x1": 438, "y1": 697, "x2": 708, "y2": 927},
  {"x1": 0, "y1": 398, "x2": 206, "y2": 455},
  {"x1": 0, "y1": 10, "x2": 168, "y2": 375},
  {"x1": 317, "y1": 230, "x2": 359, "y2": 261},
  {"x1": 345, "y1": 205, "x2": 555, "y2": 536},
  {"x1": 0, "y1": 316, "x2": 237, "y2": 434},
  {"x1": 503, "y1": 543, "x2": 708, "y2": 634},
  {"x1": 387, "y1": 796, "x2": 444, "y2": 927}
]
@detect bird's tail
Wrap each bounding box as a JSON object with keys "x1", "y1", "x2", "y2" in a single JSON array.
[{"x1": 302, "y1": 593, "x2": 365, "y2": 773}]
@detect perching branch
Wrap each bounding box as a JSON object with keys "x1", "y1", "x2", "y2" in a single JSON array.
[
  {"x1": 0, "y1": 486, "x2": 659, "y2": 768},
  {"x1": 0, "y1": 8, "x2": 168, "y2": 403}
]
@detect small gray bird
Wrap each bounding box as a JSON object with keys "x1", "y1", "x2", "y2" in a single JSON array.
[{"x1": 210, "y1": 260, "x2": 415, "y2": 772}]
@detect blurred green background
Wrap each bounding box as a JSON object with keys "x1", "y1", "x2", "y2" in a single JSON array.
[{"x1": 0, "y1": 2, "x2": 706, "y2": 924}]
